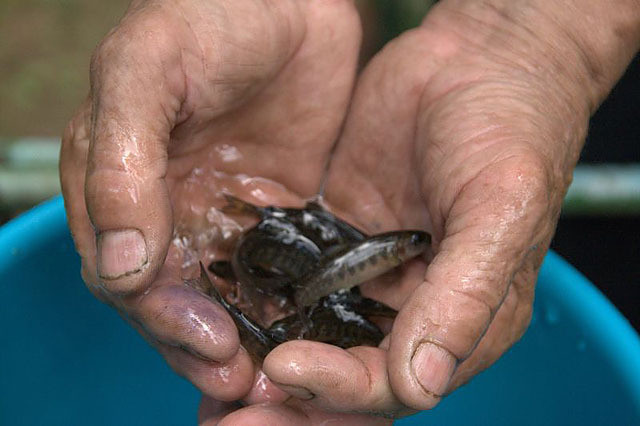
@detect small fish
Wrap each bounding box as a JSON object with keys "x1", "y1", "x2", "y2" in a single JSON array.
[
  {"x1": 293, "y1": 231, "x2": 430, "y2": 308},
  {"x1": 205, "y1": 195, "x2": 432, "y2": 361},
  {"x1": 199, "y1": 263, "x2": 279, "y2": 363},
  {"x1": 199, "y1": 263, "x2": 399, "y2": 363}
]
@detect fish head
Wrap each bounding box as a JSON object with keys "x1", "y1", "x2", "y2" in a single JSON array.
[{"x1": 397, "y1": 230, "x2": 431, "y2": 260}]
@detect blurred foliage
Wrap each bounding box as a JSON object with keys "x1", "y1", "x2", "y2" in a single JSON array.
[
  {"x1": 0, "y1": 0, "x2": 434, "y2": 140},
  {"x1": 0, "y1": 0, "x2": 129, "y2": 139},
  {"x1": 0, "y1": 0, "x2": 434, "y2": 223},
  {"x1": 372, "y1": 0, "x2": 434, "y2": 43}
]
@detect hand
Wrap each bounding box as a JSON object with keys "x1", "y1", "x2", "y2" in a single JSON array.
[
  {"x1": 197, "y1": 395, "x2": 392, "y2": 425},
  {"x1": 60, "y1": 0, "x2": 363, "y2": 407},
  {"x1": 255, "y1": 0, "x2": 640, "y2": 418}
]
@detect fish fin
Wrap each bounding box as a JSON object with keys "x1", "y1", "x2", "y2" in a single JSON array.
[
  {"x1": 201, "y1": 263, "x2": 277, "y2": 363},
  {"x1": 221, "y1": 193, "x2": 263, "y2": 217},
  {"x1": 304, "y1": 200, "x2": 326, "y2": 211},
  {"x1": 353, "y1": 297, "x2": 398, "y2": 319},
  {"x1": 199, "y1": 262, "x2": 232, "y2": 308},
  {"x1": 198, "y1": 262, "x2": 215, "y2": 296}
]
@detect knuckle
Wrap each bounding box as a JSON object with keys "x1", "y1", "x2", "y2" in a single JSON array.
[
  {"x1": 90, "y1": 9, "x2": 177, "y2": 88},
  {"x1": 90, "y1": 29, "x2": 122, "y2": 82}
]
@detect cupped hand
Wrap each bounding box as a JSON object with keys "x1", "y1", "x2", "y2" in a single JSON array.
[
  {"x1": 60, "y1": 0, "x2": 362, "y2": 405},
  {"x1": 255, "y1": 0, "x2": 631, "y2": 418}
]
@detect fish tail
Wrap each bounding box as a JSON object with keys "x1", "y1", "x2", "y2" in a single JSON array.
[
  {"x1": 199, "y1": 262, "x2": 234, "y2": 311},
  {"x1": 198, "y1": 262, "x2": 216, "y2": 296}
]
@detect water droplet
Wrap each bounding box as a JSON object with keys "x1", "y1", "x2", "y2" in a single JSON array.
[{"x1": 214, "y1": 144, "x2": 242, "y2": 162}]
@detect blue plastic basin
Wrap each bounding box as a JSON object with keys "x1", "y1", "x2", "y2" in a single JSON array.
[{"x1": 2, "y1": 197, "x2": 639, "y2": 425}]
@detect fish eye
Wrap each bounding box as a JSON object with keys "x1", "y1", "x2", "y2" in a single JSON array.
[{"x1": 410, "y1": 232, "x2": 426, "y2": 245}]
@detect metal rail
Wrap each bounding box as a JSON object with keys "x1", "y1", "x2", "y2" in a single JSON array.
[{"x1": 1, "y1": 138, "x2": 639, "y2": 216}]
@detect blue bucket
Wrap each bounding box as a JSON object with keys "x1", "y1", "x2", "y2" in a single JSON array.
[{"x1": 2, "y1": 197, "x2": 639, "y2": 425}]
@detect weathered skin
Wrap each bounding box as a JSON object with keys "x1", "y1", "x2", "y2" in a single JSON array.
[{"x1": 206, "y1": 195, "x2": 431, "y2": 361}]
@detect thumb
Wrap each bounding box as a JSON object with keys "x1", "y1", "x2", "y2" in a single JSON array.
[
  {"x1": 388, "y1": 155, "x2": 554, "y2": 409},
  {"x1": 84, "y1": 26, "x2": 184, "y2": 294}
]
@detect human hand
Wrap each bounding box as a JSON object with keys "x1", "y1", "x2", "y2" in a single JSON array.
[
  {"x1": 254, "y1": 0, "x2": 640, "y2": 418},
  {"x1": 60, "y1": 0, "x2": 363, "y2": 408}
]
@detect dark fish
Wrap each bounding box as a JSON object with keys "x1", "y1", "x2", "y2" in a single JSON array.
[
  {"x1": 232, "y1": 216, "x2": 323, "y2": 295},
  {"x1": 199, "y1": 263, "x2": 279, "y2": 363},
  {"x1": 200, "y1": 263, "x2": 398, "y2": 363},
  {"x1": 223, "y1": 193, "x2": 367, "y2": 250},
  {"x1": 293, "y1": 231, "x2": 430, "y2": 307},
  {"x1": 206, "y1": 195, "x2": 432, "y2": 361}
]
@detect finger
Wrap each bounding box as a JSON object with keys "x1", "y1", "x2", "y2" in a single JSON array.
[
  {"x1": 242, "y1": 370, "x2": 290, "y2": 405},
  {"x1": 198, "y1": 396, "x2": 240, "y2": 426},
  {"x1": 217, "y1": 403, "x2": 310, "y2": 426},
  {"x1": 388, "y1": 155, "x2": 553, "y2": 410},
  {"x1": 217, "y1": 401, "x2": 393, "y2": 426},
  {"x1": 263, "y1": 341, "x2": 414, "y2": 418},
  {"x1": 446, "y1": 247, "x2": 540, "y2": 390},
  {"x1": 60, "y1": 99, "x2": 107, "y2": 298},
  {"x1": 83, "y1": 13, "x2": 188, "y2": 294},
  {"x1": 120, "y1": 253, "x2": 242, "y2": 362},
  {"x1": 126, "y1": 305, "x2": 253, "y2": 401},
  {"x1": 158, "y1": 344, "x2": 254, "y2": 402}
]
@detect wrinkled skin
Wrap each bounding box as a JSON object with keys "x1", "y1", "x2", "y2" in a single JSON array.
[
  {"x1": 60, "y1": 0, "x2": 640, "y2": 423},
  {"x1": 61, "y1": 0, "x2": 366, "y2": 413}
]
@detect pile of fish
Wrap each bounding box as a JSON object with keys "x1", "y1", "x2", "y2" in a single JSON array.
[{"x1": 200, "y1": 195, "x2": 430, "y2": 362}]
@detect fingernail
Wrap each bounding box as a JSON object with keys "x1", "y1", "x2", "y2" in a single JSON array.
[
  {"x1": 411, "y1": 342, "x2": 456, "y2": 397},
  {"x1": 97, "y1": 229, "x2": 148, "y2": 280},
  {"x1": 272, "y1": 383, "x2": 314, "y2": 401}
]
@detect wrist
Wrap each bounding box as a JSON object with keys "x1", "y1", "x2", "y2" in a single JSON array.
[
  {"x1": 430, "y1": 0, "x2": 640, "y2": 113},
  {"x1": 418, "y1": 0, "x2": 639, "y2": 189}
]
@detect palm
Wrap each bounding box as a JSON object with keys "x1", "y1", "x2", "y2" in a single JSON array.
[
  {"x1": 61, "y1": 0, "x2": 362, "y2": 407},
  {"x1": 258, "y1": 24, "x2": 558, "y2": 415},
  {"x1": 155, "y1": 0, "x2": 361, "y2": 275},
  {"x1": 135, "y1": 0, "x2": 364, "y2": 398}
]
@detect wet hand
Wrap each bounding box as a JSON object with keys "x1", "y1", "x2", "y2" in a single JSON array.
[
  {"x1": 197, "y1": 395, "x2": 393, "y2": 425},
  {"x1": 260, "y1": 0, "x2": 639, "y2": 417},
  {"x1": 60, "y1": 0, "x2": 361, "y2": 403}
]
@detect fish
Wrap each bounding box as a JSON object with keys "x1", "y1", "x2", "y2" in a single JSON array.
[
  {"x1": 293, "y1": 231, "x2": 430, "y2": 307},
  {"x1": 204, "y1": 195, "x2": 431, "y2": 362}
]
